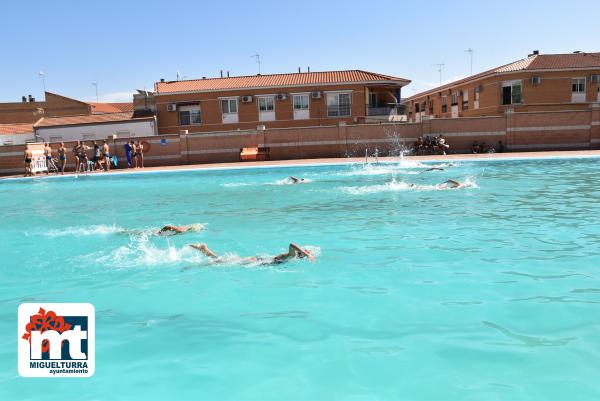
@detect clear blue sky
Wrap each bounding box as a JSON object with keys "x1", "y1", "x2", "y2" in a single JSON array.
[{"x1": 1, "y1": 0, "x2": 599, "y2": 102}]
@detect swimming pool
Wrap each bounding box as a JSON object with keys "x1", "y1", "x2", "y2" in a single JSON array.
[{"x1": 1, "y1": 157, "x2": 600, "y2": 400}]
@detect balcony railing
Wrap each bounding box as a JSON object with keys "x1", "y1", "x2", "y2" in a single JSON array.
[
  {"x1": 367, "y1": 105, "x2": 404, "y2": 116},
  {"x1": 327, "y1": 105, "x2": 351, "y2": 117}
]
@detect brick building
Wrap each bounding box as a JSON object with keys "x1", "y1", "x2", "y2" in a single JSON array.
[
  {"x1": 153, "y1": 70, "x2": 410, "y2": 134},
  {"x1": 0, "y1": 92, "x2": 91, "y2": 124},
  {"x1": 404, "y1": 51, "x2": 600, "y2": 122}
]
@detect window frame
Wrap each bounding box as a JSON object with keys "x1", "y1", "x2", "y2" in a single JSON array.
[
  {"x1": 257, "y1": 96, "x2": 275, "y2": 112},
  {"x1": 292, "y1": 94, "x2": 310, "y2": 110},
  {"x1": 178, "y1": 104, "x2": 201, "y2": 126},
  {"x1": 326, "y1": 92, "x2": 352, "y2": 117},
  {"x1": 502, "y1": 80, "x2": 522, "y2": 105},
  {"x1": 220, "y1": 98, "x2": 238, "y2": 115},
  {"x1": 572, "y1": 77, "x2": 586, "y2": 93}
]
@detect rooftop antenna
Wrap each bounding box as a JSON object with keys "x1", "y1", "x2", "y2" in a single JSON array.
[
  {"x1": 92, "y1": 81, "x2": 99, "y2": 102},
  {"x1": 176, "y1": 71, "x2": 186, "y2": 81},
  {"x1": 251, "y1": 53, "x2": 261, "y2": 74},
  {"x1": 432, "y1": 63, "x2": 445, "y2": 86},
  {"x1": 465, "y1": 48, "x2": 474, "y2": 75},
  {"x1": 38, "y1": 71, "x2": 46, "y2": 94}
]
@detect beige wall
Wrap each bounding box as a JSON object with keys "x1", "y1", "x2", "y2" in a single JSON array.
[{"x1": 2, "y1": 106, "x2": 599, "y2": 176}]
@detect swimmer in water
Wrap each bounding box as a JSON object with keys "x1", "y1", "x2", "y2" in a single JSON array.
[
  {"x1": 288, "y1": 176, "x2": 306, "y2": 184},
  {"x1": 158, "y1": 224, "x2": 204, "y2": 236},
  {"x1": 189, "y1": 242, "x2": 315, "y2": 265},
  {"x1": 440, "y1": 179, "x2": 461, "y2": 188},
  {"x1": 419, "y1": 167, "x2": 445, "y2": 173}
]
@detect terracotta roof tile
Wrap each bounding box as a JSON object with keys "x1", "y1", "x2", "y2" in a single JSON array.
[
  {"x1": 0, "y1": 123, "x2": 34, "y2": 135},
  {"x1": 89, "y1": 102, "x2": 134, "y2": 113},
  {"x1": 155, "y1": 70, "x2": 410, "y2": 94},
  {"x1": 34, "y1": 112, "x2": 151, "y2": 128}
]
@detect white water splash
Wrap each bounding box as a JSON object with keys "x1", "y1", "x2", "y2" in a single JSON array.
[
  {"x1": 339, "y1": 177, "x2": 478, "y2": 195},
  {"x1": 32, "y1": 224, "x2": 125, "y2": 238}
]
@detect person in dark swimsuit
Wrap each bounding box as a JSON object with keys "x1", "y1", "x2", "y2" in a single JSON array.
[
  {"x1": 24, "y1": 149, "x2": 33, "y2": 176},
  {"x1": 189, "y1": 243, "x2": 315, "y2": 266},
  {"x1": 44, "y1": 143, "x2": 57, "y2": 174},
  {"x1": 124, "y1": 141, "x2": 133, "y2": 168},
  {"x1": 58, "y1": 142, "x2": 67, "y2": 175},
  {"x1": 102, "y1": 140, "x2": 111, "y2": 172},
  {"x1": 79, "y1": 143, "x2": 90, "y2": 173}
]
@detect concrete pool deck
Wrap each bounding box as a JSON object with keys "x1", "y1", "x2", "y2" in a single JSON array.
[{"x1": 3, "y1": 150, "x2": 600, "y2": 179}]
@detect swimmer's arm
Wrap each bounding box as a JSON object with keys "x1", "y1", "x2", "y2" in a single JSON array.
[
  {"x1": 189, "y1": 243, "x2": 218, "y2": 258},
  {"x1": 290, "y1": 243, "x2": 315, "y2": 262}
]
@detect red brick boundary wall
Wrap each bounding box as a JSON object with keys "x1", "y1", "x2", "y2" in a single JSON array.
[{"x1": 1, "y1": 106, "x2": 599, "y2": 176}]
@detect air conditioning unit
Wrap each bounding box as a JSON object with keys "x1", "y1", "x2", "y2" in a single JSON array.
[
  {"x1": 590, "y1": 75, "x2": 600, "y2": 83},
  {"x1": 241, "y1": 95, "x2": 253, "y2": 103},
  {"x1": 531, "y1": 76, "x2": 542, "y2": 85},
  {"x1": 277, "y1": 93, "x2": 288, "y2": 100},
  {"x1": 167, "y1": 103, "x2": 177, "y2": 112},
  {"x1": 311, "y1": 91, "x2": 322, "y2": 99}
]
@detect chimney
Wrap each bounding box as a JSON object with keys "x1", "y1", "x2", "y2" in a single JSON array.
[
  {"x1": 227, "y1": 71, "x2": 230, "y2": 78},
  {"x1": 298, "y1": 67, "x2": 301, "y2": 73},
  {"x1": 22, "y1": 96, "x2": 27, "y2": 103},
  {"x1": 202, "y1": 76, "x2": 206, "y2": 79},
  {"x1": 307, "y1": 66, "x2": 310, "y2": 73},
  {"x1": 533, "y1": 50, "x2": 539, "y2": 55},
  {"x1": 160, "y1": 78, "x2": 165, "y2": 82},
  {"x1": 28, "y1": 95, "x2": 34, "y2": 102},
  {"x1": 220, "y1": 70, "x2": 223, "y2": 78}
]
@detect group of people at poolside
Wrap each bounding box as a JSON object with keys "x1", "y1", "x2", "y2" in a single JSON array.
[
  {"x1": 472, "y1": 140, "x2": 504, "y2": 154},
  {"x1": 149, "y1": 224, "x2": 315, "y2": 266},
  {"x1": 23, "y1": 139, "x2": 145, "y2": 176},
  {"x1": 413, "y1": 135, "x2": 450, "y2": 156}
]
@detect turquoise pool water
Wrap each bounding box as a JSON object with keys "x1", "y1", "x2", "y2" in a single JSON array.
[{"x1": 1, "y1": 157, "x2": 600, "y2": 400}]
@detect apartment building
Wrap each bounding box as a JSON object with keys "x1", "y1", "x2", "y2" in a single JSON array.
[
  {"x1": 153, "y1": 70, "x2": 410, "y2": 134},
  {"x1": 404, "y1": 51, "x2": 600, "y2": 122}
]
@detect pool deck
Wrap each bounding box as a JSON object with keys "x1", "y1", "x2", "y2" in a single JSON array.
[{"x1": 4, "y1": 150, "x2": 600, "y2": 179}]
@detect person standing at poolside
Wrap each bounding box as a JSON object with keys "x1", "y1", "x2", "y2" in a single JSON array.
[
  {"x1": 124, "y1": 141, "x2": 133, "y2": 168},
  {"x1": 43, "y1": 143, "x2": 57, "y2": 174},
  {"x1": 92, "y1": 141, "x2": 102, "y2": 171},
  {"x1": 134, "y1": 140, "x2": 144, "y2": 168},
  {"x1": 102, "y1": 140, "x2": 111, "y2": 172},
  {"x1": 79, "y1": 142, "x2": 90, "y2": 173},
  {"x1": 24, "y1": 148, "x2": 33, "y2": 176},
  {"x1": 73, "y1": 141, "x2": 81, "y2": 173},
  {"x1": 58, "y1": 142, "x2": 67, "y2": 175}
]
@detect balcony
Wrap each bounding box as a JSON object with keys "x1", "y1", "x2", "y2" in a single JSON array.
[{"x1": 367, "y1": 105, "x2": 404, "y2": 116}]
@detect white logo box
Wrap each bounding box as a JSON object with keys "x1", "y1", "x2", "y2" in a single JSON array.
[{"x1": 18, "y1": 303, "x2": 95, "y2": 378}]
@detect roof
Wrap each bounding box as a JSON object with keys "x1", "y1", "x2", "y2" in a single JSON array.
[
  {"x1": 89, "y1": 102, "x2": 134, "y2": 114},
  {"x1": 405, "y1": 51, "x2": 600, "y2": 101},
  {"x1": 155, "y1": 70, "x2": 410, "y2": 94},
  {"x1": 34, "y1": 112, "x2": 153, "y2": 128},
  {"x1": 0, "y1": 122, "x2": 34, "y2": 135}
]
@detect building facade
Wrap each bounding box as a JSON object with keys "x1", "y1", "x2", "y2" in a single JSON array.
[
  {"x1": 34, "y1": 112, "x2": 156, "y2": 143},
  {"x1": 404, "y1": 51, "x2": 600, "y2": 122},
  {"x1": 153, "y1": 70, "x2": 410, "y2": 135}
]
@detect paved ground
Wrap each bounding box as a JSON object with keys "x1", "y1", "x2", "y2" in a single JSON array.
[{"x1": 4, "y1": 150, "x2": 600, "y2": 179}]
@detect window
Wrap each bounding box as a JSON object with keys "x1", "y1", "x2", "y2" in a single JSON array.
[
  {"x1": 258, "y1": 96, "x2": 275, "y2": 112},
  {"x1": 441, "y1": 96, "x2": 448, "y2": 113},
  {"x1": 220, "y1": 98, "x2": 238, "y2": 114},
  {"x1": 451, "y1": 93, "x2": 458, "y2": 106},
  {"x1": 572, "y1": 78, "x2": 586, "y2": 93},
  {"x1": 293, "y1": 94, "x2": 309, "y2": 110},
  {"x1": 368, "y1": 93, "x2": 378, "y2": 107},
  {"x1": 429, "y1": 101, "x2": 434, "y2": 114},
  {"x1": 502, "y1": 80, "x2": 522, "y2": 105},
  {"x1": 326, "y1": 92, "x2": 351, "y2": 117},
  {"x1": 179, "y1": 105, "x2": 201, "y2": 125},
  {"x1": 415, "y1": 103, "x2": 420, "y2": 113},
  {"x1": 462, "y1": 90, "x2": 469, "y2": 110}
]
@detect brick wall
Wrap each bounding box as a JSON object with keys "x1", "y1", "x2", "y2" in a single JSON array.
[{"x1": 1, "y1": 108, "x2": 599, "y2": 176}]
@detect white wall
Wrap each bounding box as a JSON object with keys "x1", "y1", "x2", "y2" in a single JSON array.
[
  {"x1": 35, "y1": 120, "x2": 156, "y2": 143},
  {"x1": 1, "y1": 132, "x2": 35, "y2": 145}
]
